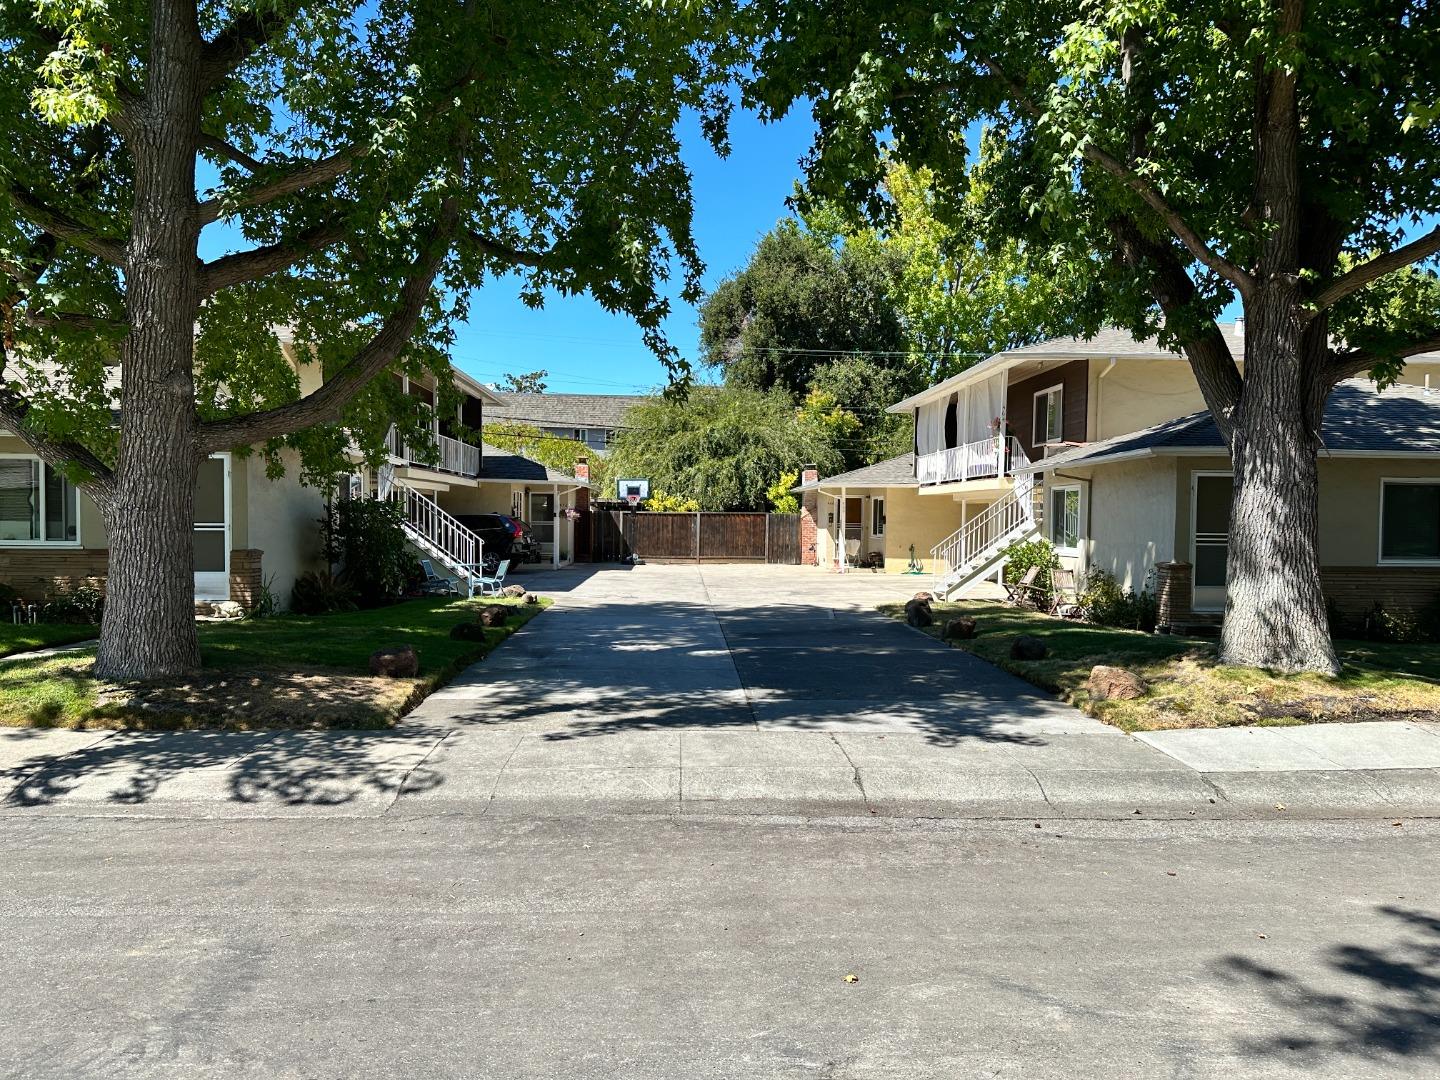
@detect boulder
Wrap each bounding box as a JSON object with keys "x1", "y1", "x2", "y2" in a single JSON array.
[
  {"x1": 1009, "y1": 634, "x2": 1048, "y2": 661},
  {"x1": 449, "y1": 622, "x2": 488, "y2": 641},
  {"x1": 944, "y1": 616, "x2": 977, "y2": 641},
  {"x1": 501, "y1": 584, "x2": 527, "y2": 598},
  {"x1": 477, "y1": 605, "x2": 510, "y2": 627},
  {"x1": 904, "y1": 597, "x2": 933, "y2": 628},
  {"x1": 525, "y1": 593, "x2": 540, "y2": 605},
  {"x1": 369, "y1": 645, "x2": 419, "y2": 678},
  {"x1": 212, "y1": 600, "x2": 245, "y2": 620},
  {"x1": 1089, "y1": 665, "x2": 1148, "y2": 701},
  {"x1": 912, "y1": 591, "x2": 935, "y2": 603}
]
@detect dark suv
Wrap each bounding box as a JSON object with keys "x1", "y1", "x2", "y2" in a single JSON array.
[{"x1": 456, "y1": 513, "x2": 542, "y2": 566}]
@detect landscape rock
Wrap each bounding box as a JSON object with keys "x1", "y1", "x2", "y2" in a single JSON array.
[
  {"x1": 944, "y1": 616, "x2": 977, "y2": 640},
  {"x1": 477, "y1": 605, "x2": 510, "y2": 627},
  {"x1": 449, "y1": 622, "x2": 488, "y2": 641},
  {"x1": 1009, "y1": 634, "x2": 1048, "y2": 661},
  {"x1": 904, "y1": 597, "x2": 933, "y2": 628},
  {"x1": 912, "y1": 591, "x2": 934, "y2": 603},
  {"x1": 212, "y1": 601, "x2": 245, "y2": 620},
  {"x1": 501, "y1": 585, "x2": 527, "y2": 598},
  {"x1": 1089, "y1": 665, "x2": 1148, "y2": 701},
  {"x1": 369, "y1": 645, "x2": 419, "y2": 678},
  {"x1": 525, "y1": 593, "x2": 540, "y2": 605}
]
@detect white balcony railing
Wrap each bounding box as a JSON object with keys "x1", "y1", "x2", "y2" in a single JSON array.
[
  {"x1": 384, "y1": 425, "x2": 481, "y2": 477},
  {"x1": 916, "y1": 436, "x2": 1025, "y2": 486}
]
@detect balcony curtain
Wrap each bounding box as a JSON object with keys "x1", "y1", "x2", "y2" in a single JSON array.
[{"x1": 917, "y1": 401, "x2": 945, "y2": 457}]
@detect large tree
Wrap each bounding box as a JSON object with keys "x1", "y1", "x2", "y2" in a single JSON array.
[
  {"x1": 0, "y1": 0, "x2": 735, "y2": 679},
  {"x1": 603, "y1": 385, "x2": 846, "y2": 511},
  {"x1": 748, "y1": 0, "x2": 1440, "y2": 674}
]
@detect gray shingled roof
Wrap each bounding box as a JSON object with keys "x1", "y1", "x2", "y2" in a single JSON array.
[
  {"x1": 794, "y1": 453, "x2": 918, "y2": 491},
  {"x1": 1022, "y1": 380, "x2": 1440, "y2": 472},
  {"x1": 479, "y1": 443, "x2": 583, "y2": 484},
  {"x1": 486, "y1": 392, "x2": 644, "y2": 430}
]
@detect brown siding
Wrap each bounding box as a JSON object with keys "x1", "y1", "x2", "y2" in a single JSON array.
[
  {"x1": 0, "y1": 548, "x2": 109, "y2": 601},
  {"x1": 1006, "y1": 359, "x2": 1089, "y2": 458}
]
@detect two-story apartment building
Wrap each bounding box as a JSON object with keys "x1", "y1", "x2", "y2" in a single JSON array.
[
  {"x1": 0, "y1": 333, "x2": 584, "y2": 609},
  {"x1": 483, "y1": 391, "x2": 642, "y2": 456},
  {"x1": 797, "y1": 323, "x2": 1440, "y2": 624}
]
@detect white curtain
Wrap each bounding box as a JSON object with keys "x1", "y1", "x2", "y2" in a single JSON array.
[{"x1": 917, "y1": 401, "x2": 945, "y2": 456}]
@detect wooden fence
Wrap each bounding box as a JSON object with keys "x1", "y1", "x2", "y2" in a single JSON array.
[{"x1": 588, "y1": 511, "x2": 800, "y2": 564}]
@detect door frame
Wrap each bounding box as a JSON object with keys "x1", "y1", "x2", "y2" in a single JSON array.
[
  {"x1": 194, "y1": 452, "x2": 232, "y2": 602},
  {"x1": 1189, "y1": 470, "x2": 1232, "y2": 612}
]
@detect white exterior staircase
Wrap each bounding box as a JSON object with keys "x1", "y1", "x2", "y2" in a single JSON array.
[
  {"x1": 386, "y1": 475, "x2": 485, "y2": 595},
  {"x1": 930, "y1": 472, "x2": 1043, "y2": 599}
]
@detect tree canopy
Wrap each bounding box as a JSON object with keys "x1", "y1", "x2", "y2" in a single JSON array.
[{"x1": 602, "y1": 386, "x2": 846, "y2": 511}]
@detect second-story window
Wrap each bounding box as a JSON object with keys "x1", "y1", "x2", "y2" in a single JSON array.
[{"x1": 1033, "y1": 385, "x2": 1063, "y2": 445}]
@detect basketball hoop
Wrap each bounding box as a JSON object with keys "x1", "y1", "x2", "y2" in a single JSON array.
[{"x1": 627, "y1": 494, "x2": 641, "y2": 508}]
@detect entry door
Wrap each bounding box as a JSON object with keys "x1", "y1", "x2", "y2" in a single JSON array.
[
  {"x1": 194, "y1": 454, "x2": 231, "y2": 601},
  {"x1": 1191, "y1": 473, "x2": 1233, "y2": 611},
  {"x1": 529, "y1": 491, "x2": 555, "y2": 551},
  {"x1": 843, "y1": 497, "x2": 863, "y2": 540}
]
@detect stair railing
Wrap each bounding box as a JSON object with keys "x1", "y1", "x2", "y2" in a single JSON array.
[{"x1": 388, "y1": 478, "x2": 483, "y2": 580}]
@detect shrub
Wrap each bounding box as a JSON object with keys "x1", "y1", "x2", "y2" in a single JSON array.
[
  {"x1": 290, "y1": 570, "x2": 358, "y2": 616},
  {"x1": 0, "y1": 582, "x2": 22, "y2": 610},
  {"x1": 40, "y1": 585, "x2": 105, "y2": 624},
  {"x1": 1080, "y1": 569, "x2": 1158, "y2": 632},
  {"x1": 1360, "y1": 600, "x2": 1440, "y2": 645},
  {"x1": 322, "y1": 498, "x2": 419, "y2": 608},
  {"x1": 1000, "y1": 538, "x2": 1059, "y2": 608},
  {"x1": 244, "y1": 574, "x2": 280, "y2": 619},
  {"x1": 642, "y1": 489, "x2": 700, "y2": 513}
]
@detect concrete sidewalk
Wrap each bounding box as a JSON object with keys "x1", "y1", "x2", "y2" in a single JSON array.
[{"x1": 3, "y1": 564, "x2": 1439, "y2": 819}]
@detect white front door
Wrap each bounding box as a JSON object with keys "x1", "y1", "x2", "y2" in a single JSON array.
[
  {"x1": 194, "y1": 454, "x2": 231, "y2": 601},
  {"x1": 1191, "y1": 472, "x2": 1232, "y2": 612}
]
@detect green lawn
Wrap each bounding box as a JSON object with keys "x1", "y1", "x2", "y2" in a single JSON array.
[
  {"x1": 0, "y1": 595, "x2": 548, "y2": 730},
  {"x1": 883, "y1": 599, "x2": 1440, "y2": 732},
  {"x1": 0, "y1": 623, "x2": 99, "y2": 658}
]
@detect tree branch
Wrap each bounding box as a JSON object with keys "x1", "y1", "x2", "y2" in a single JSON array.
[
  {"x1": 923, "y1": 40, "x2": 1257, "y2": 300},
  {"x1": 1107, "y1": 215, "x2": 1245, "y2": 442},
  {"x1": 198, "y1": 143, "x2": 363, "y2": 224},
  {"x1": 1327, "y1": 335, "x2": 1440, "y2": 383},
  {"x1": 197, "y1": 132, "x2": 266, "y2": 174},
  {"x1": 199, "y1": 218, "x2": 351, "y2": 295},
  {"x1": 196, "y1": 198, "x2": 460, "y2": 451},
  {"x1": 2, "y1": 182, "x2": 126, "y2": 266},
  {"x1": 200, "y1": 1, "x2": 302, "y2": 88},
  {"x1": 1309, "y1": 225, "x2": 1440, "y2": 314},
  {"x1": 21, "y1": 308, "x2": 126, "y2": 333},
  {"x1": 466, "y1": 230, "x2": 548, "y2": 268},
  {"x1": 0, "y1": 345, "x2": 115, "y2": 491}
]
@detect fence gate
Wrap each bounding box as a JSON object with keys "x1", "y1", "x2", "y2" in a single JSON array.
[{"x1": 588, "y1": 511, "x2": 801, "y2": 564}]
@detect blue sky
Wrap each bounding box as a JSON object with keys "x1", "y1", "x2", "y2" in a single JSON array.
[{"x1": 452, "y1": 108, "x2": 817, "y2": 395}]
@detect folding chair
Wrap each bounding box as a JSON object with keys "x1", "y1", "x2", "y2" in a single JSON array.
[{"x1": 1002, "y1": 565, "x2": 1045, "y2": 610}]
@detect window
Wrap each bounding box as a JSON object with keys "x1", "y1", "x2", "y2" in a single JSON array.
[
  {"x1": 1049, "y1": 485, "x2": 1080, "y2": 552},
  {"x1": 1380, "y1": 480, "x2": 1440, "y2": 562},
  {"x1": 0, "y1": 457, "x2": 79, "y2": 544},
  {"x1": 871, "y1": 498, "x2": 886, "y2": 537},
  {"x1": 1033, "y1": 385, "x2": 1063, "y2": 445}
]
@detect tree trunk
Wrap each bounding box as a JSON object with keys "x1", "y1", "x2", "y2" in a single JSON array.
[
  {"x1": 1219, "y1": 304, "x2": 1340, "y2": 676},
  {"x1": 93, "y1": 0, "x2": 205, "y2": 681}
]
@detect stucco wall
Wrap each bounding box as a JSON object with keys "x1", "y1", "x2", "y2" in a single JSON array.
[
  {"x1": 1087, "y1": 359, "x2": 1211, "y2": 441},
  {"x1": 437, "y1": 482, "x2": 519, "y2": 518},
  {"x1": 1067, "y1": 456, "x2": 1179, "y2": 591},
  {"x1": 243, "y1": 449, "x2": 327, "y2": 608}
]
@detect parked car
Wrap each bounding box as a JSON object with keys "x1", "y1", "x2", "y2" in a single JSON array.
[{"x1": 456, "y1": 513, "x2": 542, "y2": 566}]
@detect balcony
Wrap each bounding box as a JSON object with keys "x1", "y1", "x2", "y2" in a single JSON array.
[
  {"x1": 917, "y1": 436, "x2": 1027, "y2": 486},
  {"x1": 385, "y1": 426, "x2": 481, "y2": 477}
]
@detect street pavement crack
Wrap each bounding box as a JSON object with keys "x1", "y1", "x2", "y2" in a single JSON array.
[{"x1": 830, "y1": 734, "x2": 870, "y2": 808}]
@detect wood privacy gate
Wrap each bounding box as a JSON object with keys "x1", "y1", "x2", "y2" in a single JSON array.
[{"x1": 589, "y1": 511, "x2": 801, "y2": 564}]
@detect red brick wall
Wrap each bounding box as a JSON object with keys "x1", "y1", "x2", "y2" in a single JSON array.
[{"x1": 800, "y1": 466, "x2": 819, "y2": 566}]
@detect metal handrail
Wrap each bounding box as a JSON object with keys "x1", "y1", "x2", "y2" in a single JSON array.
[
  {"x1": 916, "y1": 435, "x2": 1024, "y2": 486},
  {"x1": 389, "y1": 478, "x2": 484, "y2": 584},
  {"x1": 385, "y1": 425, "x2": 481, "y2": 477},
  {"x1": 929, "y1": 443, "x2": 1038, "y2": 587}
]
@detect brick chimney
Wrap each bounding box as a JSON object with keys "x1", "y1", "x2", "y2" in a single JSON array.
[
  {"x1": 574, "y1": 456, "x2": 590, "y2": 482},
  {"x1": 799, "y1": 463, "x2": 819, "y2": 566},
  {"x1": 574, "y1": 456, "x2": 591, "y2": 511}
]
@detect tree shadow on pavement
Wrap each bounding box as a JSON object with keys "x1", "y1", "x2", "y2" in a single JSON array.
[
  {"x1": 1, "y1": 730, "x2": 445, "y2": 808},
  {"x1": 1216, "y1": 905, "x2": 1440, "y2": 1064}
]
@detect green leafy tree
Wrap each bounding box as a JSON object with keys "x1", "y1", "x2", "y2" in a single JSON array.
[
  {"x1": 499, "y1": 371, "x2": 549, "y2": 393},
  {"x1": 643, "y1": 490, "x2": 701, "y2": 512},
  {"x1": 747, "y1": 0, "x2": 1440, "y2": 674},
  {"x1": 483, "y1": 421, "x2": 590, "y2": 478},
  {"x1": 0, "y1": 1, "x2": 737, "y2": 678},
  {"x1": 766, "y1": 470, "x2": 799, "y2": 514},
  {"x1": 698, "y1": 219, "x2": 906, "y2": 395},
  {"x1": 604, "y1": 386, "x2": 845, "y2": 510}
]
